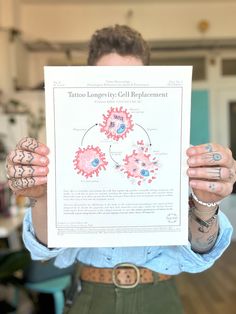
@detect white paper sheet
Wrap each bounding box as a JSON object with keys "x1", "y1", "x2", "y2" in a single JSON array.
[{"x1": 44, "y1": 66, "x2": 192, "y2": 247}]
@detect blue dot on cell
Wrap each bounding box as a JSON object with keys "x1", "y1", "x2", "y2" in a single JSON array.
[
  {"x1": 140, "y1": 169, "x2": 150, "y2": 177},
  {"x1": 116, "y1": 123, "x2": 126, "y2": 134},
  {"x1": 91, "y1": 158, "x2": 100, "y2": 167}
]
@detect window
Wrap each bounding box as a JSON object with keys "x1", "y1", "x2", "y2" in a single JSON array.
[
  {"x1": 150, "y1": 57, "x2": 206, "y2": 81},
  {"x1": 222, "y1": 59, "x2": 236, "y2": 76}
]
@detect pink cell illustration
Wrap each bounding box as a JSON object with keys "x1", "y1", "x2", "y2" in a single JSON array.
[
  {"x1": 73, "y1": 145, "x2": 108, "y2": 178},
  {"x1": 120, "y1": 140, "x2": 158, "y2": 185},
  {"x1": 100, "y1": 106, "x2": 134, "y2": 141}
]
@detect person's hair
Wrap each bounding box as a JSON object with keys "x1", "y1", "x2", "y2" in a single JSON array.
[{"x1": 87, "y1": 24, "x2": 150, "y2": 65}]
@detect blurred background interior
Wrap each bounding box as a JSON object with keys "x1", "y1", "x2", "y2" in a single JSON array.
[{"x1": 0, "y1": 0, "x2": 236, "y2": 313}]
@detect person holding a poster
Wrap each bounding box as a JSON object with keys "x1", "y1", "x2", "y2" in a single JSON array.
[{"x1": 6, "y1": 25, "x2": 235, "y2": 314}]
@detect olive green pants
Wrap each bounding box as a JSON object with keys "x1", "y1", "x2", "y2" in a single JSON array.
[{"x1": 67, "y1": 278, "x2": 184, "y2": 314}]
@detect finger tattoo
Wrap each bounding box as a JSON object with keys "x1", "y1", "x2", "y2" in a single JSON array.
[
  {"x1": 209, "y1": 183, "x2": 216, "y2": 192},
  {"x1": 18, "y1": 137, "x2": 39, "y2": 152},
  {"x1": 11, "y1": 165, "x2": 35, "y2": 178},
  {"x1": 11, "y1": 177, "x2": 36, "y2": 189},
  {"x1": 205, "y1": 144, "x2": 213, "y2": 153},
  {"x1": 207, "y1": 167, "x2": 222, "y2": 180},
  {"x1": 203, "y1": 153, "x2": 222, "y2": 164},
  {"x1": 12, "y1": 151, "x2": 34, "y2": 164}
]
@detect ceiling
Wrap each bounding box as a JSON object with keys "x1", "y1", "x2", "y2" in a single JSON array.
[
  {"x1": 20, "y1": 0, "x2": 236, "y2": 52},
  {"x1": 20, "y1": 0, "x2": 236, "y2": 4}
]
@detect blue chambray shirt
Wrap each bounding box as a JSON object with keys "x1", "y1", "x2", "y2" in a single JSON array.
[{"x1": 23, "y1": 208, "x2": 233, "y2": 275}]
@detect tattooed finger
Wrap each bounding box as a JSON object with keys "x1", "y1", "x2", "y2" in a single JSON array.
[
  {"x1": 6, "y1": 165, "x2": 48, "y2": 179},
  {"x1": 204, "y1": 144, "x2": 214, "y2": 153},
  {"x1": 187, "y1": 143, "x2": 223, "y2": 156},
  {"x1": 16, "y1": 137, "x2": 49, "y2": 155},
  {"x1": 8, "y1": 176, "x2": 47, "y2": 191},
  {"x1": 188, "y1": 151, "x2": 232, "y2": 167},
  {"x1": 202, "y1": 152, "x2": 223, "y2": 164},
  {"x1": 7, "y1": 150, "x2": 49, "y2": 166},
  {"x1": 190, "y1": 180, "x2": 233, "y2": 197},
  {"x1": 187, "y1": 167, "x2": 234, "y2": 181}
]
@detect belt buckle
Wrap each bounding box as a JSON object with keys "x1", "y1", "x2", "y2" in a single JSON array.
[{"x1": 112, "y1": 263, "x2": 140, "y2": 289}]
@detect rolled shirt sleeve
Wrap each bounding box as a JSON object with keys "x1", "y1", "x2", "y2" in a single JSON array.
[
  {"x1": 176, "y1": 210, "x2": 233, "y2": 273},
  {"x1": 23, "y1": 209, "x2": 80, "y2": 268},
  {"x1": 22, "y1": 208, "x2": 233, "y2": 274}
]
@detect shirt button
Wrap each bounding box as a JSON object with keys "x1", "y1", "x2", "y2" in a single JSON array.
[{"x1": 106, "y1": 257, "x2": 112, "y2": 261}]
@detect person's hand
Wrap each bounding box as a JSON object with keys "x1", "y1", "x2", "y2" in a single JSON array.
[
  {"x1": 187, "y1": 143, "x2": 236, "y2": 203},
  {"x1": 6, "y1": 137, "x2": 49, "y2": 198}
]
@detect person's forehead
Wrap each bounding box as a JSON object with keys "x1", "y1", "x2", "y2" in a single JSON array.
[{"x1": 95, "y1": 53, "x2": 143, "y2": 66}]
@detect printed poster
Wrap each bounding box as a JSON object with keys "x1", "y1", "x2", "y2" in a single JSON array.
[{"x1": 44, "y1": 66, "x2": 192, "y2": 247}]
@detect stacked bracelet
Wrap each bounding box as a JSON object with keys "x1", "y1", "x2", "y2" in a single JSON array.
[
  {"x1": 189, "y1": 195, "x2": 219, "y2": 231},
  {"x1": 189, "y1": 206, "x2": 219, "y2": 229},
  {"x1": 191, "y1": 189, "x2": 221, "y2": 208}
]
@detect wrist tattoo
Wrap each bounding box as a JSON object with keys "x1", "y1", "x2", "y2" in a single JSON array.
[
  {"x1": 189, "y1": 209, "x2": 219, "y2": 253},
  {"x1": 30, "y1": 198, "x2": 38, "y2": 208},
  {"x1": 207, "y1": 231, "x2": 219, "y2": 246},
  {"x1": 193, "y1": 230, "x2": 219, "y2": 253}
]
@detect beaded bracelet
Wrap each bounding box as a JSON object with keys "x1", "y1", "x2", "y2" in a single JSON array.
[
  {"x1": 189, "y1": 196, "x2": 219, "y2": 230},
  {"x1": 189, "y1": 195, "x2": 217, "y2": 216},
  {"x1": 191, "y1": 189, "x2": 221, "y2": 208}
]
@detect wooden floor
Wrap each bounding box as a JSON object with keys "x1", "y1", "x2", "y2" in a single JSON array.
[{"x1": 175, "y1": 241, "x2": 236, "y2": 314}]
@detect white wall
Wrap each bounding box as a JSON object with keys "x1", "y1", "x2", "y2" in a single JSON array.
[{"x1": 20, "y1": 2, "x2": 236, "y2": 41}]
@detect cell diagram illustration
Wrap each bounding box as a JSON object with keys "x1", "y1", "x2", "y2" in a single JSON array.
[
  {"x1": 73, "y1": 145, "x2": 108, "y2": 178},
  {"x1": 100, "y1": 106, "x2": 134, "y2": 141},
  {"x1": 73, "y1": 106, "x2": 159, "y2": 183},
  {"x1": 119, "y1": 140, "x2": 158, "y2": 185}
]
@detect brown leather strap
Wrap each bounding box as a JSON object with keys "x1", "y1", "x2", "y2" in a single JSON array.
[{"x1": 80, "y1": 264, "x2": 171, "y2": 288}]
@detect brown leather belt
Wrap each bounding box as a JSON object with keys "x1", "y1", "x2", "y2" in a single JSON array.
[{"x1": 80, "y1": 263, "x2": 171, "y2": 288}]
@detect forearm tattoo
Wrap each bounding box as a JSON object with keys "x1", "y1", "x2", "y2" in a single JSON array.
[
  {"x1": 190, "y1": 230, "x2": 219, "y2": 253},
  {"x1": 189, "y1": 212, "x2": 219, "y2": 253}
]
